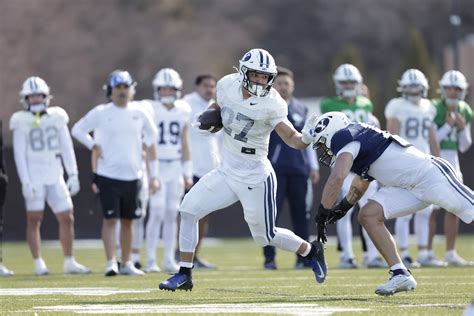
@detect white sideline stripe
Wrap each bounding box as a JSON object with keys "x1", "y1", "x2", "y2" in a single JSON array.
[
  {"x1": 33, "y1": 303, "x2": 370, "y2": 315},
  {"x1": 42, "y1": 238, "x2": 224, "y2": 249},
  {"x1": 0, "y1": 288, "x2": 150, "y2": 296}
]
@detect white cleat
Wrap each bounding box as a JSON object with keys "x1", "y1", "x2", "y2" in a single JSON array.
[
  {"x1": 162, "y1": 259, "x2": 180, "y2": 274},
  {"x1": 417, "y1": 254, "x2": 447, "y2": 267},
  {"x1": 120, "y1": 261, "x2": 145, "y2": 276},
  {"x1": 64, "y1": 259, "x2": 91, "y2": 274},
  {"x1": 105, "y1": 261, "x2": 119, "y2": 277},
  {"x1": 445, "y1": 253, "x2": 474, "y2": 267},
  {"x1": 145, "y1": 260, "x2": 161, "y2": 273},
  {"x1": 362, "y1": 256, "x2": 388, "y2": 269},
  {"x1": 375, "y1": 272, "x2": 417, "y2": 296},
  {"x1": 402, "y1": 256, "x2": 420, "y2": 269},
  {"x1": 338, "y1": 258, "x2": 358, "y2": 269},
  {"x1": 0, "y1": 265, "x2": 14, "y2": 276},
  {"x1": 35, "y1": 259, "x2": 49, "y2": 276}
]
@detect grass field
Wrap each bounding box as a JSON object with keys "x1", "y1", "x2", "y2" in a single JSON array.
[{"x1": 1, "y1": 236, "x2": 473, "y2": 315}]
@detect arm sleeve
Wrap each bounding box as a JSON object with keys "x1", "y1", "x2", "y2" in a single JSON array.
[
  {"x1": 71, "y1": 109, "x2": 99, "y2": 150},
  {"x1": 59, "y1": 124, "x2": 78, "y2": 176},
  {"x1": 336, "y1": 141, "x2": 361, "y2": 159},
  {"x1": 141, "y1": 111, "x2": 158, "y2": 147},
  {"x1": 458, "y1": 123, "x2": 472, "y2": 153},
  {"x1": 435, "y1": 123, "x2": 452, "y2": 143},
  {"x1": 12, "y1": 128, "x2": 30, "y2": 184},
  {"x1": 305, "y1": 146, "x2": 319, "y2": 170}
]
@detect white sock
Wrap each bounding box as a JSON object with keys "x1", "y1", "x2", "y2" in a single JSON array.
[
  {"x1": 446, "y1": 250, "x2": 455, "y2": 258},
  {"x1": 64, "y1": 256, "x2": 74, "y2": 264},
  {"x1": 34, "y1": 258, "x2": 46, "y2": 268},
  {"x1": 162, "y1": 208, "x2": 178, "y2": 264},
  {"x1": 146, "y1": 207, "x2": 163, "y2": 263},
  {"x1": 414, "y1": 206, "x2": 432, "y2": 248},
  {"x1": 390, "y1": 263, "x2": 407, "y2": 271},
  {"x1": 301, "y1": 242, "x2": 311, "y2": 257},
  {"x1": 180, "y1": 261, "x2": 193, "y2": 268},
  {"x1": 428, "y1": 249, "x2": 435, "y2": 257},
  {"x1": 395, "y1": 215, "x2": 411, "y2": 251}
]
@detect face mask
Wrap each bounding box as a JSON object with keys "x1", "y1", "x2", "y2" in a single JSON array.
[
  {"x1": 160, "y1": 95, "x2": 176, "y2": 104},
  {"x1": 29, "y1": 103, "x2": 47, "y2": 113}
]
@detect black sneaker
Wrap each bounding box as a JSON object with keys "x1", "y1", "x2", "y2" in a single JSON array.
[{"x1": 264, "y1": 260, "x2": 277, "y2": 270}]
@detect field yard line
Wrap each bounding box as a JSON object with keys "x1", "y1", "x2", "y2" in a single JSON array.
[{"x1": 0, "y1": 288, "x2": 150, "y2": 296}]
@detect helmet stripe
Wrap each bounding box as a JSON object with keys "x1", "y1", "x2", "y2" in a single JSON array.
[{"x1": 259, "y1": 50, "x2": 264, "y2": 66}]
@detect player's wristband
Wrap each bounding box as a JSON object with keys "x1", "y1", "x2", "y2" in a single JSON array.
[
  {"x1": 149, "y1": 160, "x2": 160, "y2": 180},
  {"x1": 182, "y1": 160, "x2": 193, "y2": 179}
]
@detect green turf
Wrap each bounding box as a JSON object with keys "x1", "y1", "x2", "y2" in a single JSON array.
[{"x1": 1, "y1": 236, "x2": 473, "y2": 315}]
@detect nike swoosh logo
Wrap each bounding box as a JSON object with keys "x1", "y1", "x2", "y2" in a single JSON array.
[
  {"x1": 316, "y1": 261, "x2": 325, "y2": 279},
  {"x1": 176, "y1": 280, "x2": 187, "y2": 287},
  {"x1": 250, "y1": 102, "x2": 257, "y2": 105}
]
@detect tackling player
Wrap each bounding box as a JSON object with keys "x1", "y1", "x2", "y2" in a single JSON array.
[
  {"x1": 145, "y1": 68, "x2": 193, "y2": 274},
  {"x1": 10, "y1": 77, "x2": 90, "y2": 275},
  {"x1": 159, "y1": 48, "x2": 326, "y2": 291}
]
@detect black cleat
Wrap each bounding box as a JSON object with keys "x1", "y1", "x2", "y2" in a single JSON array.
[{"x1": 309, "y1": 240, "x2": 327, "y2": 283}]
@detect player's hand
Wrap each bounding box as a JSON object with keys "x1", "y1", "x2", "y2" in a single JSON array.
[
  {"x1": 192, "y1": 121, "x2": 215, "y2": 136},
  {"x1": 91, "y1": 173, "x2": 100, "y2": 194},
  {"x1": 301, "y1": 114, "x2": 318, "y2": 145},
  {"x1": 22, "y1": 182, "x2": 38, "y2": 200},
  {"x1": 327, "y1": 197, "x2": 354, "y2": 224},
  {"x1": 445, "y1": 111, "x2": 456, "y2": 126},
  {"x1": 150, "y1": 178, "x2": 160, "y2": 194},
  {"x1": 455, "y1": 113, "x2": 466, "y2": 130},
  {"x1": 184, "y1": 177, "x2": 193, "y2": 191},
  {"x1": 315, "y1": 204, "x2": 331, "y2": 243},
  {"x1": 309, "y1": 170, "x2": 320, "y2": 185},
  {"x1": 67, "y1": 174, "x2": 80, "y2": 196}
]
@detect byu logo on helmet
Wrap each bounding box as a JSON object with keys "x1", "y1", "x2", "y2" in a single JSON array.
[{"x1": 315, "y1": 118, "x2": 330, "y2": 133}]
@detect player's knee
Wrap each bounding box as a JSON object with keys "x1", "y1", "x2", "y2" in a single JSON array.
[{"x1": 358, "y1": 202, "x2": 384, "y2": 226}]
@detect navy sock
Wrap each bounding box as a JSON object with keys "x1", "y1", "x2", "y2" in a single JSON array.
[
  {"x1": 179, "y1": 267, "x2": 192, "y2": 276},
  {"x1": 392, "y1": 268, "x2": 410, "y2": 276},
  {"x1": 304, "y1": 244, "x2": 316, "y2": 260}
]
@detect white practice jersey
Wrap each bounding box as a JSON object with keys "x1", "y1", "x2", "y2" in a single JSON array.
[
  {"x1": 146, "y1": 99, "x2": 191, "y2": 161},
  {"x1": 10, "y1": 107, "x2": 78, "y2": 185},
  {"x1": 183, "y1": 91, "x2": 221, "y2": 178},
  {"x1": 71, "y1": 101, "x2": 157, "y2": 181},
  {"x1": 385, "y1": 97, "x2": 436, "y2": 154},
  {"x1": 217, "y1": 73, "x2": 288, "y2": 184}
]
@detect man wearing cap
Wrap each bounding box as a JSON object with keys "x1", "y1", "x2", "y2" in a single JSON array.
[{"x1": 72, "y1": 70, "x2": 159, "y2": 276}]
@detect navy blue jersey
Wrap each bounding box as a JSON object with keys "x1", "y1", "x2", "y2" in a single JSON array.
[
  {"x1": 331, "y1": 123, "x2": 393, "y2": 180},
  {"x1": 268, "y1": 97, "x2": 311, "y2": 176}
]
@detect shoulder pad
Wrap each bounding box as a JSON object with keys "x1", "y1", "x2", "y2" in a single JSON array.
[
  {"x1": 175, "y1": 99, "x2": 192, "y2": 114},
  {"x1": 9, "y1": 111, "x2": 32, "y2": 130},
  {"x1": 47, "y1": 106, "x2": 69, "y2": 124}
]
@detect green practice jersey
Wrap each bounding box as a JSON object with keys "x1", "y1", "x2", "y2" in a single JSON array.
[
  {"x1": 320, "y1": 96, "x2": 373, "y2": 123},
  {"x1": 432, "y1": 99, "x2": 473, "y2": 150}
]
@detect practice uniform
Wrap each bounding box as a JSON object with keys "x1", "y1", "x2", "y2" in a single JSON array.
[
  {"x1": 179, "y1": 73, "x2": 308, "y2": 253},
  {"x1": 331, "y1": 123, "x2": 473, "y2": 224},
  {"x1": 385, "y1": 97, "x2": 437, "y2": 250},
  {"x1": 145, "y1": 99, "x2": 191, "y2": 267},
  {"x1": 10, "y1": 107, "x2": 77, "y2": 212}
]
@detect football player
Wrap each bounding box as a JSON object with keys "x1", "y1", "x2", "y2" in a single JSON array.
[
  {"x1": 159, "y1": 48, "x2": 326, "y2": 291},
  {"x1": 145, "y1": 68, "x2": 193, "y2": 274},
  {"x1": 72, "y1": 70, "x2": 158, "y2": 276},
  {"x1": 385, "y1": 69, "x2": 442, "y2": 268},
  {"x1": 312, "y1": 111, "x2": 473, "y2": 296},
  {"x1": 429, "y1": 70, "x2": 473, "y2": 266},
  {"x1": 320, "y1": 64, "x2": 383, "y2": 269},
  {"x1": 10, "y1": 77, "x2": 90, "y2": 275},
  {"x1": 183, "y1": 74, "x2": 220, "y2": 270}
]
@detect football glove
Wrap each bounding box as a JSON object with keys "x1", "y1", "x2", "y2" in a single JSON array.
[
  {"x1": 315, "y1": 204, "x2": 331, "y2": 243},
  {"x1": 301, "y1": 113, "x2": 319, "y2": 145},
  {"x1": 192, "y1": 121, "x2": 213, "y2": 137},
  {"x1": 67, "y1": 174, "x2": 80, "y2": 196},
  {"x1": 327, "y1": 197, "x2": 354, "y2": 224}
]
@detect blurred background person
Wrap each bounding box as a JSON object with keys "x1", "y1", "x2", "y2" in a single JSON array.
[
  {"x1": 385, "y1": 68, "x2": 442, "y2": 268},
  {"x1": 72, "y1": 70, "x2": 158, "y2": 276},
  {"x1": 183, "y1": 74, "x2": 220, "y2": 269},
  {"x1": 319, "y1": 64, "x2": 381, "y2": 268},
  {"x1": 145, "y1": 68, "x2": 193, "y2": 274},
  {"x1": 10, "y1": 77, "x2": 90, "y2": 275},
  {"x1": 429, "y1": 70, "x2": 473, "y2": 266},
  {"x1": 263, "y1": 66, "x2": 320, "y2": 270}
]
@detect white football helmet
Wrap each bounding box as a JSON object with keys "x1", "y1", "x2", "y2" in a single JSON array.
[
  {"x1": 152, "y1": 68, "x2": 183, "y2": 104},
  {"x1": 238, "y1": 48, "x2": 277, "y2": 97},
  {"x1": 333, "y1": 64, "x2": 363, "y2": 98},
  {"x1": 398, "y1": 69, "x2": 429, "y2": 104},
  {"x1": 439, "y1": 70, "x2": 469, "y2": 105},
  {"x1": 19, "y1": 76, "x2": 51, "y2": 113},
  {"x1": 312, "y1": 111, "x2": 351, "y2": 166}
]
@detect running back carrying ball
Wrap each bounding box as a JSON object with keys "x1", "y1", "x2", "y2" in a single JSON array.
[{"x1": 197, "y1": 104, "x2": 223, "y2": 133}]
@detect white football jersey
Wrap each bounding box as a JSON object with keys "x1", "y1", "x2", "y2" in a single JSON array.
[
  {"x1": 148, "y1": 99, "x2": 191, "y2": 160},
  {"x1": 385, "y1": 97, "x2": 436, "y2": 154},
  {"x1": 216, "y1": 73, "x2": 288, "y2": 184},
  {"x1": 10, "y1": 107, "x2": 76, "y2": 185}
]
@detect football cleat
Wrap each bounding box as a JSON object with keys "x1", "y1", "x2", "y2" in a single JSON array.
[
  {"x1": 0, "y1": 265, "x2": 14, "y2": 276},
  {"x1": 417, "y1": 254, "x2": 447, "y2": 267},
  {"x1": 64, "y1": 259, "x2": 91, "y2": 274},
  {"x1": 375, "y1": 270, "x2": 417, "y2": 296},
  {"x1": 263, "y1": 260, "x2": 277, "y2": 270},
  {"x1": 104, "y1": 261, "x2": 119, "y2": 277},
  {"x1": 309, "y1": 240, "x2": 327, "y2": 283},
  {"x1": 159, "y1": 273, "x2": 193, "y2": 292},
  {"x1": 445, "y1": 253, "x2": 474, "y2": 267},
  {"x1": 402, "y1": 256, "x2": 420, "y2": 268},
  {"x1": 162, "y1": 259, "x2": 180, "y2": 274},
  {"x1": 338, "y1": 258, "x2": 358, "y2": 269},
  {"x1": 120, "y1": 261, "x2": 145, "y2": 276},
  {"x1": 34, "y1": 258, "x2": 49, "y2": 276}
]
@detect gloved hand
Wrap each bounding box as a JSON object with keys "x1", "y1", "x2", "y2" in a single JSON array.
[
  {"x1": 22, "y1": 182, "x2": 38, "y2": 200},
  {"x1": 67, "y1": 174, "x2": 80, "y2": 196},
  {"x1": 301, "y1": 113, "x2": 319, "y2": 145},
  {"x1": 192, "y1": 121, "x2": 214, "y2": 137},
  {"x1": 314, "y1": 204, "x2": 331, "y2": 243},
  {"x1": 327, "y1": 197, "x2": 354, "y2": 224}
]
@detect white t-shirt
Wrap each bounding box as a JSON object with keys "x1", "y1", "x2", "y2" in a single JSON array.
[
  {"x1": 216, "y1": 73, "x2": 288, "y2": 184},
  {"x1": 385, "y1": 97, "x2": 436, "y2": 154},
  {"x1": 183, "y1": 92, "x2": 222, "y2": 178},
  {"x1": 71, "y1": 101, "x2": 157, "y2": 181},
  {"x1": 10, "y1": 107, "x2": 78, "y2": 185},
  {"x1": 145, "y1": 99, "x2": 191, "y2": 161}
]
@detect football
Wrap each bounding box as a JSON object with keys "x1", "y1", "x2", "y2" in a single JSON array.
[{"x1": 197, "y1": 105, "x2": 223, "y2": 133}]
